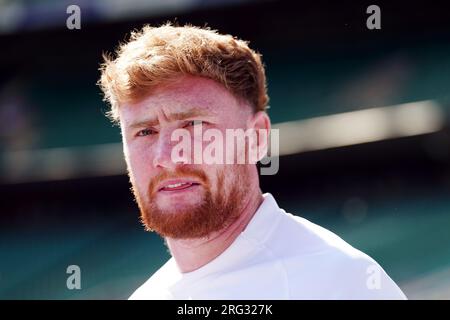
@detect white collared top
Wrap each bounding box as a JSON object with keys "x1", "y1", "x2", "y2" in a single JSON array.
[{"x1": 129, "y1": 193, "x2": 407, "y2": 300}]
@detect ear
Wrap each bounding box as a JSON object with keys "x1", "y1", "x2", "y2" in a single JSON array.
[{"x1": 247, "y1": 111, "x2": 271, "y2": 162}]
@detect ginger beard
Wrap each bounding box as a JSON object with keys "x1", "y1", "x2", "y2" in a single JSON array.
[{"x1": 131, "y1": 165, "x2": 250, "y2": 239}]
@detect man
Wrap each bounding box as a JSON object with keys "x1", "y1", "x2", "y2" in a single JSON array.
[{"x1": 99, "y1": 23, "x2": 406, "y2": 299}]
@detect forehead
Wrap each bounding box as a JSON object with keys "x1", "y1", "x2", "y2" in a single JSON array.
[{"x1": 119, "y1": 76, "x2": 245, "y2": 124}]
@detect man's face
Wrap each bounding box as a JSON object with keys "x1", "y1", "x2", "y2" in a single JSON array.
[{"x1": 119, "y1": 76, "x2": 257, "y2": 239}]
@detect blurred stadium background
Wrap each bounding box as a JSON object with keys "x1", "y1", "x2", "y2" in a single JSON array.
[{"x1": 1, "y1": 0, "x2": 450, "y2": 299}]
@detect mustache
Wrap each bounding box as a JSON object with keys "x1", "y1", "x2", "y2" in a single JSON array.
[{"x1": 148, "y1": 167, "x2": 208, "y2": 194}]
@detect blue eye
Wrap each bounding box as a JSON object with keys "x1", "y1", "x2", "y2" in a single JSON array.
[{"x1": 137, "y1": 128, "x2": 156, "y2": 136}]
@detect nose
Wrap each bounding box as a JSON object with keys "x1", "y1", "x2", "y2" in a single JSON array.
[{"x1": 152, "y1": 129, "x2": 187, "y2": 169}]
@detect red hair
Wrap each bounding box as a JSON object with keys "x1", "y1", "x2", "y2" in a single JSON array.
[{"x1": 98, "y1": 23, "x2": 269, "y2": 122}]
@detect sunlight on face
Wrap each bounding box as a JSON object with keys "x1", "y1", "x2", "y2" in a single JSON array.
[{"x1": 120, "y1": 76, "x2": 255, "y2": 239}]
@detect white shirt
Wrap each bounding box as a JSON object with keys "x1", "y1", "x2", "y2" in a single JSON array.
[{"x1": 129, "y1": 193, "x2": 407, "y2": 299}]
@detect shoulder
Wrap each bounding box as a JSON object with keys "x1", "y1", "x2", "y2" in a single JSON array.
[
  {"x1": 269, "y1": 212, "x2": 407, "y2": 299},
  {"x1": 128, "y1": 259, "x2": 178, "y2": 300}
]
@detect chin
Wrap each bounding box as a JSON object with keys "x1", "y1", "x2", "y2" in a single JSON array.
[
  {"x1": 155, "y1": 192, "x2": 206, "y2": 209},
  {"x1": 156, "y1": 198, "x2": 204, "y2": 213}
]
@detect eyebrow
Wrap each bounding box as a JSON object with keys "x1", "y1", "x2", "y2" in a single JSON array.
[{"x1": 128, "y1": 108, "x2": 211, "y2": 129}]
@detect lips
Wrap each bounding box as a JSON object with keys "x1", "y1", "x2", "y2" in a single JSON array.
[{"x1": 158, "y1": 180, "x2": 200, "y2": 192}]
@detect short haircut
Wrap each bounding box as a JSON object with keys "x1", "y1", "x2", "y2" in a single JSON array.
[{"x1": 98, "y1": 23, "x2": 269, "y2": 123}]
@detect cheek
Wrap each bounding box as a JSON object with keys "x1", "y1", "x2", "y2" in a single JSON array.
[
  {"x1": 222, "y1": 164, "x2": 247, "y2": 188},
  {"x1": 126, "y1": 143, "x2": 155, "y2": 186},
  {"x1": 208, "y1": 164, "x2": 235, "y2": 192}
]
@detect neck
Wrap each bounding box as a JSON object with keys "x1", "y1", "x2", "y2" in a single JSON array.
[{"x1": 165, "y1": 188, "x2": 264, "y2": 273}]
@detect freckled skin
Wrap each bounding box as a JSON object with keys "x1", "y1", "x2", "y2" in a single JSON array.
[
  {"x1": 120, "y1": 76, "x2": 254, "y2": 214},
  {"x1": 119, "y1": 75, "x2": 271, "y2": 271}
]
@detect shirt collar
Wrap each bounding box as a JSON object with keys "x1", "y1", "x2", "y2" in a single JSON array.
[
  {"x1": 239, "y1": 192, "x2": 283, "y2": 243},
  {"x1": 171, "y1": 193, "x2": 282, "y2": 283}
]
